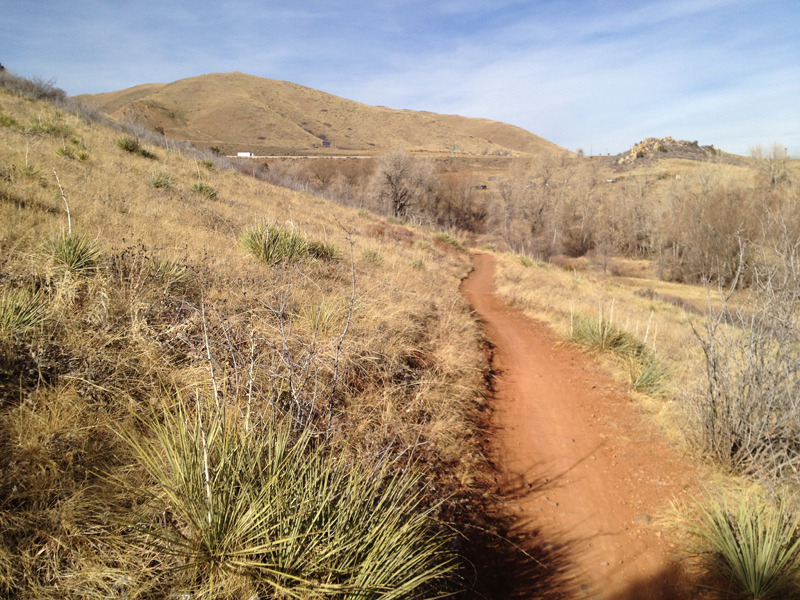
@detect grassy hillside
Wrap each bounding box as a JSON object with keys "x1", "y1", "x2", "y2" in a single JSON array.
[
  {"x1": 76, "y1": 72, "x2": 565, "y2": 157},
  {"x1": 0, "y1": 73, "x2": 488, "y2": 598}
]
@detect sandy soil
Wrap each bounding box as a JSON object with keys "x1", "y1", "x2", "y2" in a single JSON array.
[{"x1": 462, "y1": 253, "x2": 700, "y2": 600}]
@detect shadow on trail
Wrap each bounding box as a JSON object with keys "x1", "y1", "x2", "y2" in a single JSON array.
[
  {"x1": 459, "y1": 512, "x2": 578, "y2": 600},
  {"x1": 457, "y1": 470, "x2": 583, "y2": 600},
  {"x1": 460, "y1": 514, "x2": 694, "y2": 600},
  {"x1": 606, "y1": 562, "x2": 695, "y2": 600}
]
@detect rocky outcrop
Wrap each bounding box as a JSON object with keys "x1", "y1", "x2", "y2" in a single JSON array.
[{"x1": 615, "y1": 136, "x2": 721, "y2": 167}]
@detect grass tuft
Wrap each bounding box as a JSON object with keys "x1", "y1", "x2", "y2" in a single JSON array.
[{"x1": 678, "y1": 493, "x2": 800, "y2": 599}]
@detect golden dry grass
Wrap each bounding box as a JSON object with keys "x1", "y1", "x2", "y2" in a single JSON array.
[
  {"x1": 76, "y1": 72, "x2": 567, "y2": 156},
  {"x1": 491, "y1": 251, "x2": 721, "y2": 448},
  {"x1": 0, "y1": 84, "x2": 489, "y2": 597}
]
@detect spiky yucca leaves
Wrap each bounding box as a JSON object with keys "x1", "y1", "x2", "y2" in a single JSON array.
[
  {"x1": 679, "y1": 494, "x2": 800, "y2": 599},
  {"x1": 122, "y1": 399, "x2": 456, "y2": 599},
  {"x1": 569, "y1": 313, "x2": 643, "y2": 356},
  {"x1": 570, "y1": 312, "x2": 668, "y2": 395},
  {"x1": 45, "y1": 231, "x2": 102, "y2": 276},
  {"x1": 240, "y1": 222, "x2": 339, "y2": 266},
  {"x1": 0, "y1": 288, "x2": 46, "y2": 337},
  {"x1": 149, "y1": 171, "x2": 175, "y2": 190},
  {"x1": 191, "y1": 181, "x2": 218, "y2": 200},
  {"x1": 116, "y1": 136, "x2": 156, "y2": 159}
]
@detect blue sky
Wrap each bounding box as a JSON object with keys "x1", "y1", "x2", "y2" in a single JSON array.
[{"x1": 2, "y1": 0, "x2": 798, "y2": 155}]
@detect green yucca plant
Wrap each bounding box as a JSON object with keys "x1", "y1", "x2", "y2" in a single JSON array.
[
  {"x1": 240, "y1": 223, "x2": 307, "y2": 265},
  {"x1": 625, "y1": 354, "x2": 668, "y2": 395},
  {"x1": 45, "y1": 231, "x2": 102, "y2": 276},
  {"x1": 120, "y1": 400, "x2": 456, "y2": 599},
  {"x1": 433, "y1": 233, "x2": 463, "y2": 252},
  {"x1": 149, "y1": 255, "x2": 189, "y2": 291},
  {"x1": 240, "y1": 223, "x2": 338, "y2": 266},
  {"x1": 569, "y1": 313, "x2": 643, "y2": 356},
  {"x1": 149, "y1": 171, "x2": 175, "y2": 190},
  {"x1": 515, "y1": 254, "x2": 534, "y2": 268},
  {"x1": 0, "y1": 288, "x2": 47, "y2": 337},
  {"x1": 54, "y1": 145, "x2": 75, "y2": 159},
  {"x1": 570, "y1": 310, "x2": 667, "y2": 395},
  {"x1": 306, "y1": 239, "x2": 341, "y2": 261},
  {"x1": 116, "y1": 135, "x2": 156, "y2": 159},
  {"x1": 191, "y1": 181, "x2": 218, "y2": 200},
  {"x1": 0, "y1": 111, "x2": 21, "y2": 129},
  {"x1": 362, "y1": 248, "x2": 384, "y2": 266},
  {"x1": 116, "y1": 135, "x2": 142, "y2": 154},
  {"x1": 679, "y1": 493, "x2": 800, "y2": 599}
]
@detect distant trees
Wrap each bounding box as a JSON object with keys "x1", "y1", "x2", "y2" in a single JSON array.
[{"x1": 371, "y1": 149, "x2": 434, "y2": 219}]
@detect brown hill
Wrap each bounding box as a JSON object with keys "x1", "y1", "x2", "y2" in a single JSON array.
[{"x1": 75, "y1": 72, "x2": 565, "y2": 156}]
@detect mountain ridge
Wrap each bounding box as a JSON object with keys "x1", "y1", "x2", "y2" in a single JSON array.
[{"x1": 75, "y1": 72, "x2": 566, "y2": 156}]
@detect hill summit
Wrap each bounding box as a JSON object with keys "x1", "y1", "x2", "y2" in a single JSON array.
[
  {"x1": 614, "y1": 136, "x2": 743, "y2": 168},
  {"x1": 76, "y1": 72, "x2": 564, "y2": 157}
]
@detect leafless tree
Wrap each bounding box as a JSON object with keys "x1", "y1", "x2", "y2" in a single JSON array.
[{"x1": 371, "y1": 149, "x2": 433, "y2": 219}]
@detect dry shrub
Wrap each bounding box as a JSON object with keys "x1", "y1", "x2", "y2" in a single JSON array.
[
  {"x1": 659, "y1": 185, "x2": 757, "y2": 285},
  {"x1": 686, "y1": 215, "x2": 800, "y2": 488}
]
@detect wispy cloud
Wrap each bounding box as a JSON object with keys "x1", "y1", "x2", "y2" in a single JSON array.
[{"x1": 2, "y1": 0, "x2": 797, "y2": 154}]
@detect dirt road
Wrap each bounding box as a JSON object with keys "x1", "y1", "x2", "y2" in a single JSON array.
[{"x1": 462, "y1": 253, "x2": 699, "y2": 600}]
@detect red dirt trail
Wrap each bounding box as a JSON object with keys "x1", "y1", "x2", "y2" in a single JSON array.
[{"x1": 462, "y1": 253, "x2": 700, "y2": 600}]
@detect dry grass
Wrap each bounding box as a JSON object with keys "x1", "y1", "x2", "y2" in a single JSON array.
[
  {"x1": 490, "y1": 250, "x2": 756, "y2": 451},
  {"x1": 0, "y1": 83, "x2": 488, "y2": 597},
  {"x1": 76, "y1": 72, "x2": 565, "y2": 156}
]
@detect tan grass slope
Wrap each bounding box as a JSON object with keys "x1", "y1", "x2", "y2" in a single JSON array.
[
  {"x1": 76, "y1": 71, "x2": 565, "y2": 156},
  {"x1": 0, "y1": 75, "x2": 489, "y2": 597}
]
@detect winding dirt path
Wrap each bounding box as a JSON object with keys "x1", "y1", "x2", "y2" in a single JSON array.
[{"x1": 462, "y1": 253, "x2": 700, "y2": 600}]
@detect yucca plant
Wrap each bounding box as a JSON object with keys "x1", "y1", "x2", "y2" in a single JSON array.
[
  {"x1": 120, "y1": 399, "x2": 456, "y2": 599},
  {"x1": 306, "y1": 239, "x2": 340, "y2": 261},
  {"x1": 150, "y1": 255, "x2": 190, "y2": 291},
  {"x1": 0, "y1": 288, "x2": 47, "y2": 337},
  {"x1": 0, "y1": 111, "x2": 21, "y2": 129},
  {"x1": 116, "y1": 135, "x2": 142, "y2": 154},
  {"x1": 569, "y1": 313, "x2": 643, "y2": 356},
  {"x1": 191, "y1": 181, "x2": 218, "y2": 200},
  {"x1": 433, "y1": 233, "x2": 463, "y2": 252},
  {"x1": 240, "y1": 223, "x2": 309, "y2": 266},
  {"x1": 679, "y1": 493, "x2": 800, "y2": 599},
  {"x1": 116, "y1": 135, "x2": 156, "y2": 159},
  {"x1": 149, "y1": 171, "x2": 175, "y2": 190},
  {"x1": 625, "y1": 353, "x2": 668, "y2": 395},
  {"x1": 362, "y1": 248, "x2": 384, "y2": 266},
  {"x1": 54, "y1": 145, "x2": 75, "y2": 159},
  {"x1": 45, "y1": 230, "x2": 102, "y2": 276}
]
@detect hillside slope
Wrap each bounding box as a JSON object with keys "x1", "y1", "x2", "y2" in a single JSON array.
[
  {"x1": 0, "y1": 74, "x2": 487, "y2": 598},
  {"x1": 76, "y1": 71, "x2": 565, "y2": 156}
]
